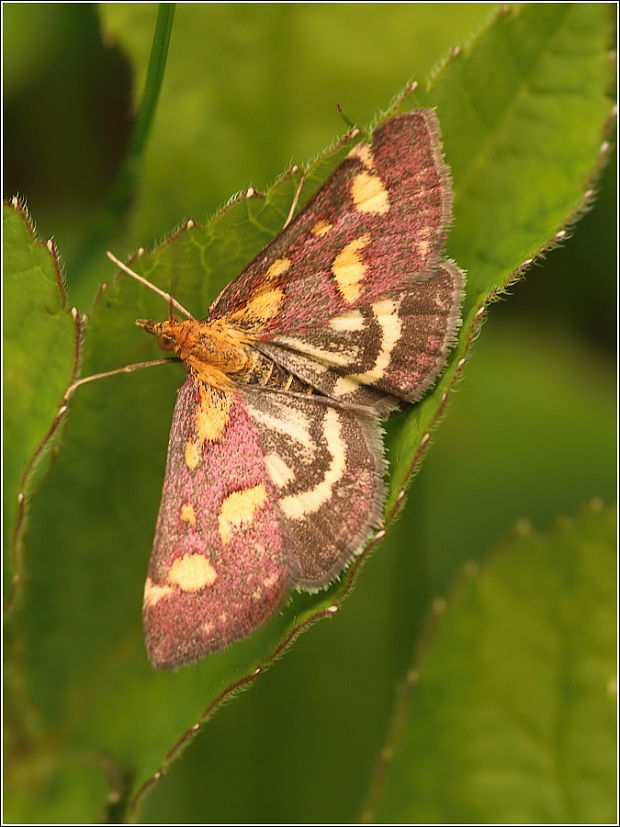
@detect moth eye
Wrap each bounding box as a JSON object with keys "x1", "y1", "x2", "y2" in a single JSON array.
[{"x1": 157, "y1": 334, "x2": 175, "y2": 351}]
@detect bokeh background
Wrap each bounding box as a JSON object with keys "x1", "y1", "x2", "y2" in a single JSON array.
[{"x1": 4, "y1": 4, "x2": 616, "y2": 823}]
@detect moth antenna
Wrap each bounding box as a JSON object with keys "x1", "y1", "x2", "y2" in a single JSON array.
[
  {"x1": 283, "y1": 167, "x2": 307, "y2": 230},
  {"x1": 167, "y1": 267, "x2": 183, "y2": 322},
  {"x1": 106, "y1": 251, "x2": 195, "y2": 320}
]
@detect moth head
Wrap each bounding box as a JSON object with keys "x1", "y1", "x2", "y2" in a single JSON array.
[{"x1": 136, "y1": 318, "x2": 178, "y2": 352}]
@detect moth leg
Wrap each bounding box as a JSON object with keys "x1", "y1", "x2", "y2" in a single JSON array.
[{"x1": 64, "y1": 358, "x2": 177, "y2": 402}]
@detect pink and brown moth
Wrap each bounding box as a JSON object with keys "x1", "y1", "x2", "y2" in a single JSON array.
[{"x1": 137, "y1": 110, "x2": 464, "y2": 668}]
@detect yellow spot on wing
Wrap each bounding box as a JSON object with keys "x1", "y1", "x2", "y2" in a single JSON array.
[
  {"x1": 196, "y1": 385, "x2": 230, "y2": 443},
  {"x1": 311, "y1": 219, "x2": 332, "y2": 237},
  {"x1": 184, "y1": 440, "x2": 201, "y2": 470},
  {"x1": 180, "y1": 503, "x2": 197, "y2": 526},
  {"x1": 143, "y1": 578, "x2": 173, "y2": 607},
  {"x1": 329, "y1": 309, "x2": 365, "y2": 332},
  {"x1": 332, "y1": 375, "x2": 360, "y2": 397},
  {"x1": 219, "y1": 484, "x2": 268, "y2": 543},
  {"x1": 246, "y1": 288, "x2": 283, "y2": 323},
  {"x1": 347, "y1": 142, "x2": 374, "y2": 169},
  {"x1": 339, "y1": 298, "x2": 402, "y2": 388},
  {"x1": 275, "y1": 336, "x2": 358, "y2": 369},
  {"x1": 247, "y1": 400, "x2": 316, "y2": 456},
  {"x1": 332, "y1": 235, "x2": 371, "y2": 303},
  {"x1": 351, "y1": 172, "x2": 389, "y2": 214},
  {"x1": 417, "y1": 239, "x2": 431, "y2": 257},
  {"x1": 266, "y1": 258, "x2": 291, "y2": 279},
  {"x1": 279, "y1": 408, "x2": 346, "y2": 519},
  {"x1": 358, "y1": 297, "x2": 402, "y2": 382},
  {"x1": 168, "y1": 553, "x2": 217, "y2": 591},
  {"x1": 264, "y1": 452, "x2": 295, "y2": 488}
]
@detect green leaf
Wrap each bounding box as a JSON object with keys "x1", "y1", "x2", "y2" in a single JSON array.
[
  {"x1": 367, "y1": 503, "x2": 616, "y2": 824},
  {"x1": 3, "y1": 200, "x2": 81, "y2": 594},
  {"x1": 8, "y1": 3, "x2": 613, "y2": 822}
]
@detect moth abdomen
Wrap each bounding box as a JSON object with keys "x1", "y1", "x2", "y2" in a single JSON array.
[{"x1": 242, "y1": 349, "x2": 318, "y2": 396}]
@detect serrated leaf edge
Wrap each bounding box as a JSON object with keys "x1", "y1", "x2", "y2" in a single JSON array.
[{"x1": 4, "y1": 199, "x2": 84, "y2": 617}]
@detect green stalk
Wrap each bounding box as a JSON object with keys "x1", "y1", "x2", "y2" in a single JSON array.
[
  {"x1": 110, "y1": 3, "x2": 176, "y2": 216},
  {"x1": 71, "y1": 4, "x2": 176, "y2": 278}
]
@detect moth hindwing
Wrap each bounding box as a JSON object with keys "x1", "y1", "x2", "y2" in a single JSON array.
[{"x1": 139, "y1": 110, "x2": 464, "y2": 668}]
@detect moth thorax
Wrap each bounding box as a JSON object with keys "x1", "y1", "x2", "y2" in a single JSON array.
[{"x1": 192, "y1": 321, "x2": 250, "y2": 374}]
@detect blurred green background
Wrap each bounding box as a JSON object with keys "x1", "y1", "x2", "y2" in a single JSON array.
[{"x1": 4, "y1": 3, "x2": 616, "y2": 823}]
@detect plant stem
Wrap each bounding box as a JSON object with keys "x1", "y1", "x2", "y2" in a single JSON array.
[
  {"x1": 70, "y1": 4, "x2": 176, "y2": 279},
  {"x1": 110, "y1": 3, "x2": 176, "y2": 217}
]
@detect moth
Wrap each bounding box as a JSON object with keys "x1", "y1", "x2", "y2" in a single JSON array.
[{"x1": 137, "y1": 110, "x2": 464, "y2": 668}]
